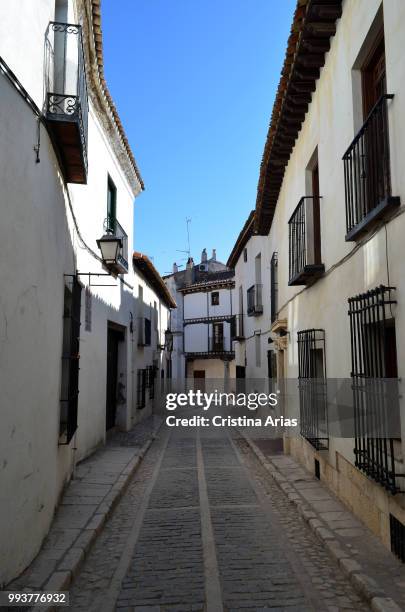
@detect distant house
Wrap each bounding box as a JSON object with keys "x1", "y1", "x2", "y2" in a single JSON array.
[{"x1": 164, "y1": 249, "x2": 235, "y2": 381}]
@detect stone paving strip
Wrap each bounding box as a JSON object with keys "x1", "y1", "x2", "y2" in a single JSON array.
[
  {"x1": 7, "y1": 417, "x2": 162, "y2": 611},
  {"x1": 238, "y1": 429, "x2": 405, "y2": 612}
]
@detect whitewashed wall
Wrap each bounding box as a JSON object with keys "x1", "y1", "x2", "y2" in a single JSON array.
[{"x1": 0, "y1": 0, "x2": 143, "y2": 585}]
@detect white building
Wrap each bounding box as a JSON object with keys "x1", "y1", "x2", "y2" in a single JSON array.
[
  {"x1": 230, "y1": 0, "x2": 405, "y2": 558},
  {"x1": 132, "y1": 252, "x2": 176, "y2": 414},
  {"x1": 0, "y1": 0, "x2": 148, "y2": 585},
  {"x1": 227, "y1": 212, "x2": 277, "y2": 383},
  {"x1": 164, "y1": 250, "x2": 236, "y2": 381}
]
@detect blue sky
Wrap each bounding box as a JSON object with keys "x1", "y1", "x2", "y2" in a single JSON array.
[{"x1": 101, "y1": 0, "x2": 295, "y2": 274}]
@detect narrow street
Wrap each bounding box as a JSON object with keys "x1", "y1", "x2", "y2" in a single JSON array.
[{"x1": 68, "y1": 424, "x2": 369, "y2": 612}]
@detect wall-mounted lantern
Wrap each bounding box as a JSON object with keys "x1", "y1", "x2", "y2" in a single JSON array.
[
  {"x1": 97, "y1": 233, "x2": 122, "y2": 267},
  {"x1": 164, "y1": 329, "x2": 173, "y2": 352}
]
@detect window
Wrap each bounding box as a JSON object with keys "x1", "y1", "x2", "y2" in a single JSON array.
[
  {"x1": 146, "y1": 365, "x2": 155, "y2": 399},
  {"x1": 270, "y1": 252, "x2": 278, "y2": 324},
  {"x1": 297, "y1": 329, "x2": 328, "y2": 450},
  {"x1": 137, "y1": 369, "x2": 146, "y2": 409},
  {"x1": 243, "y1": 248, "x2": 247, "y2": 262},
  {"x1": 255, "y1": 334, "x2": 261, "y2": 368},
  {"x1": 247, "y1": 284, "x2": 263, "y2": 316},
  {"x1": 390, "y1": 514, "x2": 405, "y2": 563},
  {"x1": 344, "y1": 26, "x2": 398, "y2": 241},
  {"x1": 211, "y1": 291, "x2": 219, "y2": 306},
  {"x1": 60, "y1": 277, "x2": 82, "y2": 444},
  {"x1": 211, "y1": 322, "x2": 224, "y2": 352},
  {"x1": 348, "y1": 285, "x2": 400, "y2": 493},
  {"x1": 107, "y1": 175, "x2": 117, "y2": 233}
]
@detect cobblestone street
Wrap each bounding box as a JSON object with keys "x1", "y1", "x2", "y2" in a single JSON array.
[{"x1": 67, "y1": 424, "x2": 370, "y2": 611}]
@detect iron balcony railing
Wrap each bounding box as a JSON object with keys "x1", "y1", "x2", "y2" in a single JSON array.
[
  {"x1": 209, "y1": 336, "x2": 229, "y2": 353},
  {"x1": 105, "y1": 216, "x2": 128, "y2": 274},
  {"x1": 343, "y1": 94, "x2": 399, "y2": 241},
  {"x1": 44, "y1": 22, "x2": 88, "y2": 183},
  {"x1": 288, "y1": 196, "x2": 324, "y2": 286},
  {"x1": 247, "y1": 284, "x2": 263, "y2": 316}
]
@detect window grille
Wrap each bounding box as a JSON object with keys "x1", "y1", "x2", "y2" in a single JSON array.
[
  {"x1": 270, "y1": 252, "x2": 278, "y2": 323},
  {"x1": 60, "y1": 276, "x2": 82, "y2": 444},
  {"x1": 348, "y1": 285, "x2": 401, "y2": 493},
  {"x1": 390, "y1": 514, "x2": 405, "y2": 562},
  {"x1": 297, "y1": 329, "x2": 328, "y2": 450},
  {"x1": 137, "y1": 369, "x2": 146, "y2": 409}
]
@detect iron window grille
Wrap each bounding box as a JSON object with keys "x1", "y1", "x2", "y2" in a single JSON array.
[
  {"x1": 44, "y1": 22, "x2": 88, "y2": 183},
  {"x1": 390, "y1": 514, "x2": 405, "y2": 563},
  {"x1": 270, "y1": 252, "x2": 278, "y2": 324},
  {"x1": 146, "y1": 365, "x2": 155, "y2": 399},
  {"x1": 247, "y1": 284, "x2": 263, "y2": 316},
  {"x1": 348, "y1": 285, "x2": 401, "y2": 493},
  {"x1": 60, "y1": 276, "x2": 82, "y2": 444},
  {"x1": 137, "y1": 369, "x2": 146, "y2": 409},
  {"x1": 343, "y1": 94, "x2": 400, "y2": 241},
  {"x1": 297, "y1": 329, "x2": 329, "y2": 450},
  {"x1": 288, "y1": 197, "x2": 324, "y2": 286}
]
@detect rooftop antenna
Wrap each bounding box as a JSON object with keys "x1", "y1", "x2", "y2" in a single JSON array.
[{"x1": 175, "y1": 217, "x2": 192, "y2": 259}]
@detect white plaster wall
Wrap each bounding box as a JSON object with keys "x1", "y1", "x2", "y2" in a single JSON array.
[
  {"x1": 257, "y1": 0, "x2": 405, "y2": 474},
  {"x1": 0, "y1": 0, "x2": 144, "y2": 585}
]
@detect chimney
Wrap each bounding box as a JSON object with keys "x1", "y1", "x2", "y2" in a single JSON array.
[
  {"x1": 201, "y1": 248, "x2": 207, "y2": 263},
  {"x1": 212, "y1": 248, "x2": 216, "y2": 261},
  {"x1": 173, "y1": 262, "x2": 178, "y2": 274},
  {"x1": 185, "y1": 257, "x2": 194, "y2": 285}
]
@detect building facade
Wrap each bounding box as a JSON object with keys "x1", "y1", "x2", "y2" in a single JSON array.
[
  {"x1": 0, "y1": 0, "x2": 148, "y2": 585},
  {"x1": 164, "y1": 250, "x2": 236, "y2": 381},
  {"x1": 132, "y1": 252, "x2": 176, "y2": 416},
  {"x1": 230, "y1": 0, "x2": 405, "y2": 558}
]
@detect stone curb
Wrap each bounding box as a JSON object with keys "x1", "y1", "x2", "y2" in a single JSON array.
[
  {"x1": 237, "y1": 429, "x2": 402, "y2": 612},
  {"x1": 31, "y1": 421, "x2": 163, "y2": 612}
]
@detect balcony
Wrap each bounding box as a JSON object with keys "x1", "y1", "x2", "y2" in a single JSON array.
[
  {"x1": 185, "y1": 336, "x2": 234, "y2": 360},
  {"x1": 288, "y1": 197, "x2": 324, "y2": 286},
  {"x1": 343, "y1": 94, "x2": 400, "y2": 241},
  {"x1": 138, "y1": 317, "x2": 151, "y2": 347},
  {"x1": 231, "y1": 314, "x2": 244, "y2": 340},
  {"x1": 44, "y1": 22, "x2": 88, "y2": 183},
  {"x1": 247, "y1": 284, "x2": 263, "y2": 316}
]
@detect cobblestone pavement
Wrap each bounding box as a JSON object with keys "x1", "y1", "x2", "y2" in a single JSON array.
[{"x1": 68, "y1": 425, "x2": 370, "y2": 611}]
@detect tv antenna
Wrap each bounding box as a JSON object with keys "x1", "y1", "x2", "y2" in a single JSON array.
[{"x1": 176, "y1": 217, "x2": 192, "y2": 259}]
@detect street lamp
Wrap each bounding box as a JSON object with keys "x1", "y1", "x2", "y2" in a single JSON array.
[
  {"x1": 96, "y1": 233, "x2": 122, "y2": 266},
  {"x1": 164, "y1": 329, "x2": 173, "y2": 352}
]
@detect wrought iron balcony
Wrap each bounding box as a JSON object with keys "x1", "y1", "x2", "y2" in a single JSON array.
[
  {"x1": 288, "y1": 197, "x2": 324, "y2": 286},
  {"x1": 185, "y1": 336, "x2": 234, "y2": 360},
  {"x1": 247, "y1": 284, "x2": 263, "y2": 316},
  {"x1": 343, "y1": 94, "x2": 400, "y2": 241},
  {"x1": 138, "y1": 317, "x2": 151, "y2": 347},
  {"x1": 44, "y1": 22, "x2": 88, "y2": 184},
  {"x1": 231, "y1": 314, "x2": 245, "y2": 340}
]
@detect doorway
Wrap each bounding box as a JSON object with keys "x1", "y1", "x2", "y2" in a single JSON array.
[{"x1": 106, "y1": 324, "x2": 125, "y2": 430}]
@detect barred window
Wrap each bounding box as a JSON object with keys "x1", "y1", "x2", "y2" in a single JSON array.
[
  {"x1": 137, "y1": 369, "x2": 146, "y2": 409},
  {"x1": 297, "y1": 329, "x2": 328, "y2": 450},
  {"x1": 348, "y1": 285, "x2": 401, "y2": 493},
  {"x1": 60, "y1": 276, "x2": 82, "y2": 444}
]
